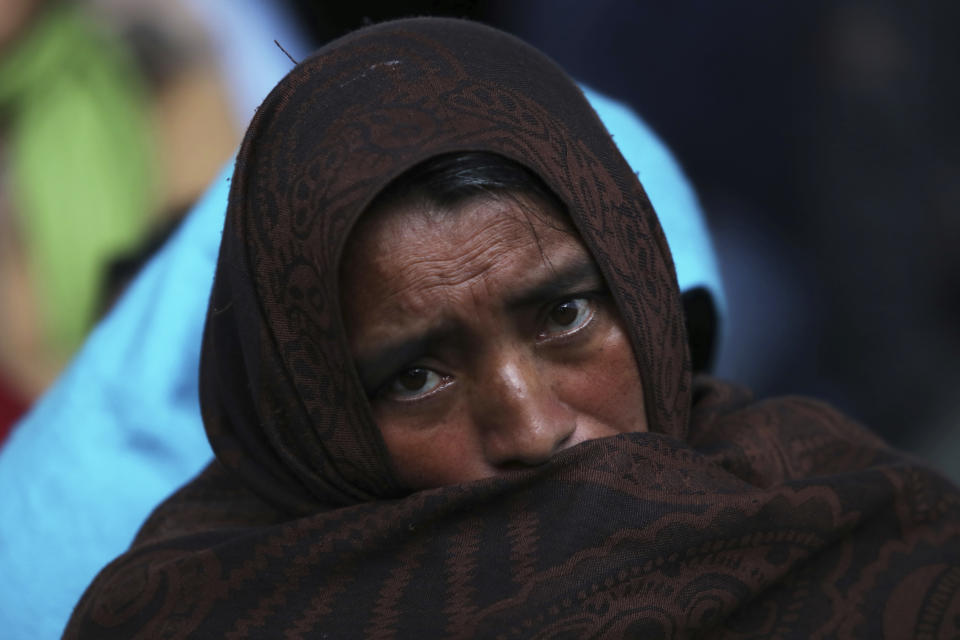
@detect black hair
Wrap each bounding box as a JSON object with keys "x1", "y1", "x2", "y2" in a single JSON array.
[{"x1": 366, "y1": 151, "x2": 567, "y2": 215}]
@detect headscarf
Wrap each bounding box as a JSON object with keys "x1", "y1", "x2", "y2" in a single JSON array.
[{"x1": 65, "y1": 18, "x2": 960, "y2": 638}]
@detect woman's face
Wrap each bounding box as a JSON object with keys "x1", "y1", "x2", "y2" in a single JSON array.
[{"x1": 340, "y1": 195, "x2": 648, "y2": 490}]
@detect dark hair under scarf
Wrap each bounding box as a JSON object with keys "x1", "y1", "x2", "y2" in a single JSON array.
[{"x1": 65, "y1": 18, "x2": 960, "y2": 638}]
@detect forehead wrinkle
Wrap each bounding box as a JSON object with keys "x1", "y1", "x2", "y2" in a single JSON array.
[
  {"x1": 341, "y1": 195, "x2": 588, "y2": 356},
  {"x1": 368, "y1": 210, "x2": 539, "y2": 309},
  {"x1": 391, "y1": 235, "x2": 509, "y2": 288}
]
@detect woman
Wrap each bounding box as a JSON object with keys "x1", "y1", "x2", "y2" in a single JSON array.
[
  {"x1": 65, "y1": 17, "x2": 960, "y2": 638},
  {"x1": 0, "y1": 0, "x2": 156, "y2": 435},
  {"x1": 340, "y1": 151, "x2": 651, "y2": 490}
]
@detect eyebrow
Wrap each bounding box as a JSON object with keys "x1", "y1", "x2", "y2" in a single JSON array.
[
  {"x1": 354, "y1": 255, "x2": 605, "y2": 392},
  {"x1": 355, "y1": 326, "x2": 457, "y2": 394},
  {"x1": 505, "y1": 256, "x2": 604, "y2": 310}
]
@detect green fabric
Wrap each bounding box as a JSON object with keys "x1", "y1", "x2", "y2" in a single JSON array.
[{"x1": 0, "y1": 5, "x2": 154, "y2": 354}]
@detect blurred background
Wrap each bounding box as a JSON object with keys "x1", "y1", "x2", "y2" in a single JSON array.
[{"x1": 0, "y1": 0, "x2": 956, "y2": 477}]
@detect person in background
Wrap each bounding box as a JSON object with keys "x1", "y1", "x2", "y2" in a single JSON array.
[
  {"x1": 0, "y1": 0, "x2": 156, "y2": 438},
  {"x1": 0, "y1": 0, "x2": 242, "y2": 442}
]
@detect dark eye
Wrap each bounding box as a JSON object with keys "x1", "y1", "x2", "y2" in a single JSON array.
[
  {"x1": 386, "y1": 367, "x2": 444, "y2": 400},
  {"x1": 542, "y1": 298, "x2": 594, "y2": 336}
]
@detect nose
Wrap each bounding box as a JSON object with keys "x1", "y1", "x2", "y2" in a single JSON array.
[{"x1": 473, "y1": 352, "x2": 577, "y2": 469}]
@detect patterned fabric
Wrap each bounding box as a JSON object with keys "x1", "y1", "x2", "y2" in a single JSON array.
[{"x1": 64, "y1": 18, "x2": 960, "y2": 638}]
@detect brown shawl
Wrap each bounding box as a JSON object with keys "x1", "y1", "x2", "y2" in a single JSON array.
[{"x1": 65, "y1": 18, "x2": 960, "y2": 639}]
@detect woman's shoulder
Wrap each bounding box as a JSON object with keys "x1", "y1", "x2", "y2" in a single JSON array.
[
  {"x1": 130, "y1": 460, "x2": 288, "y2": 549},
  {"x1": 689, "y1": 374, "x2": 908, "y2": 485}
]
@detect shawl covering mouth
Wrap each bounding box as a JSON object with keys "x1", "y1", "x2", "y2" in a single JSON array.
[{"x1": 65, "y1": 17, "x2": 960, "y2": 639}]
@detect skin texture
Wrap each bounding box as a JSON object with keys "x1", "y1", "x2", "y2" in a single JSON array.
[{"x1": 340, "y1": 195, "x2": 648, "y2": 490}]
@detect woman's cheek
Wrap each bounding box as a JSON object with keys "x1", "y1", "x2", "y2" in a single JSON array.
[
  {"x1": 377, "y1": 403, "x2": 490, "y2": 489},
  {"x1": 555, "y1": 322, "x2": 648, "y2": 434}
]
